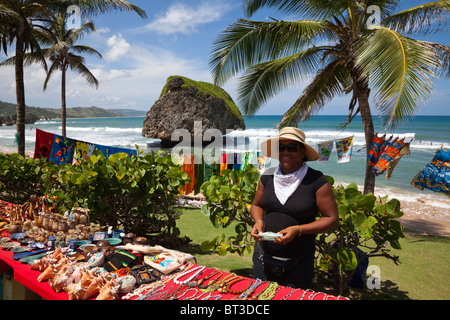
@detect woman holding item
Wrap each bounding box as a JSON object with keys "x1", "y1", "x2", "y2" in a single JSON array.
[{"x1": 250, "y1": 127, "x2": 339, "y2": 289}]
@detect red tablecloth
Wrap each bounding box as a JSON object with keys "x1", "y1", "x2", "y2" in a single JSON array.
[{"x1": 0, "y1": 237, "x2": 347, "y2": 301}]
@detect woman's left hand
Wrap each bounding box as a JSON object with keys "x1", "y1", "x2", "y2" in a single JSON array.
[{"x1": 274, "y1": 225, "x2": 301, "y2": 244}]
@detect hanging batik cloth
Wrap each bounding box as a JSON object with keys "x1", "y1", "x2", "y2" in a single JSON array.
[
  {"x1": 194, "y1": 160, "x2": 204, "y2": 195},
  {"x1": 256, "y1": 151, "x2": 266, "y2": 172},
  {"x1": 317, "y1": 140, "x2": 334, "y2": 163},
  {"x1": 73, "y1": 140, "x2": 96, "y2": 164},
  {"x1": 411, "y1": 148, "x2": 450, "y2": 198},
  {"x1": 242, "y1": 151, "x2": 254, "y2": 170},
  {"x1": 367, "y1": 134, "x2": 386, "y2": 167},
  {"x1": 49, "y1": 134, "x2": 76, "y2": 165},
  {"x1": 204, "y1": 161, "x2": 220, "y2": 181},
  {"x1": 373, "y1": 138, "x2": 404, "y2": 176},
  {"x1": 220, "y1": 153, "x2": 228, "y2": 175},
  {"x1": 233, "y1": 153, "x2": 242, "y2": 171},
  {"x1": 34, "y1": 129, "x2": 54, "y2": 161},
  {"x1": 385, "y1": 141, "x2": 411, "y2": 180},
  {"x1": 335, "y1": 136, "x2": 354, "y2": 163},
  {"x1": 181, "y1": 154, "x2": 195, "y2": 195}
]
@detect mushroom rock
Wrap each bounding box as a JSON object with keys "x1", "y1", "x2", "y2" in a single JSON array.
[{"x1": 142, "y1": 76, "x2": 245, "y2": 147}]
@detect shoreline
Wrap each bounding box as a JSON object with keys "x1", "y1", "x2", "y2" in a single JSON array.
[{"x1": 2, "y1": 147, "x2": 450, "y2": 237}]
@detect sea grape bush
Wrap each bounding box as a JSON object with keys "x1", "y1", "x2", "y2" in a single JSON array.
[
  {"x1": 200, "y1": 165, "x2": 261, "y2": 255},
  {"x1": 0, "y1": 153, "x2": 47, "y2": 203},
  {"x1": 200, "y1": 169, "x2": 404, "y2": 294},
  {"x1": 39, "y1": 148, "x2": 190, "y2": 237}
]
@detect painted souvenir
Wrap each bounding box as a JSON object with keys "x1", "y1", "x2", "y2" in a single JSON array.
[
  {"x1": 87, "y1": 251, "x2": 105, "y2": 267},
  {"x1": 117, "y1": 275, "x2": 136, "y2": 294}
]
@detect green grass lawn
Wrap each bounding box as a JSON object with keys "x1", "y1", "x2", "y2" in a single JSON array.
[{"x1": 176, "y1": 206, "x2": 450, "y2": 300}]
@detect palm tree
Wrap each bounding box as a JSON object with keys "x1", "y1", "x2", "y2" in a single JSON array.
[
  {"x1": 0, "y1": 0, "x2": 146, "y2": 156},
  {"x1": 40, "y1": 10, "x2": 102, "y2": 139},
  {"x1": 210, "y1": 0, "x2": 450, "y2": 195}
]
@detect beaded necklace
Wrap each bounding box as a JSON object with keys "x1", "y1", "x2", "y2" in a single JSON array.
[
  {"x1": 226, "y1": 277, "x2": 253, "y2": 295},
  {"x1": 257, "y1": 282, "x2": 279, "y2": 300},
  {"x1": 173, "y1": 265, "x2": 206, "y2": 285},
  {"x1": 238, "y1": 278, "x2": 262, "y2": 299}
]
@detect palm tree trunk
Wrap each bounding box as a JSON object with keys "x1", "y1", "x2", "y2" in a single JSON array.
[
  {"x1": 61, "y1": 67, "x2": 66, "y2": 139},
  {"x1": 15, "y1": 32, "x2": 26, "y2": 157},
  {"x1": 356, "y1": 89, "x2": 375, "y2": 195}
]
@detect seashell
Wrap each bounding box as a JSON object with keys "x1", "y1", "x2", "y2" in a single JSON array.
[
  {"x1": 96, "y1": 278, "x2": 120, "y2": 300},
  {"x1": 118, "y1": 275, "x2": 136, "y2": 294},
  {"x1": 37, "y1": 265, "x2": 55, "y2": 281}
]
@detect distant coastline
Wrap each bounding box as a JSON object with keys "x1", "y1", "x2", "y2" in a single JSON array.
[{"x1": 0, "y1": 99, "x2": 146, "y2": 125}]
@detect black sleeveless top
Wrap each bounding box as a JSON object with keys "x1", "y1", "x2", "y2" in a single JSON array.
[{"x1": 260, "y1": 166, "x2": 328, "y2": 259}]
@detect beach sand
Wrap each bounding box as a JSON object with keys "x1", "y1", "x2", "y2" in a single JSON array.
[{"x1": 1, "y1": 147, "x2": 450, "y2": 237}]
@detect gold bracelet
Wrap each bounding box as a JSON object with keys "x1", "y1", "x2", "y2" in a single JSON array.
[{"x1": 298, "y1": 225, "x2": 303, "y2": 237}]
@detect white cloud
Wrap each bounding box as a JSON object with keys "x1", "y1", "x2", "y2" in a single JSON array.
[
  {"x1": 143, "y1": 2, "x2": 230, "y2": 35},
  {"x1": 104, "y1": 33, "x2": 131, "y2": 62}
]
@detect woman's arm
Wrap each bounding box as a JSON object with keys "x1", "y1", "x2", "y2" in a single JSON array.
[
  {"x1": 250, "y1": 180, "x2": 265, "y2": 241},
  {"x1": 276, "y1": 182, "x2": 339, "y2": 244}
]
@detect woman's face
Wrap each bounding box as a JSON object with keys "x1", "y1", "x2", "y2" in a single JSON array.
[{"x1": 278, "y1": 140, "x2": 306, "y2": 173}]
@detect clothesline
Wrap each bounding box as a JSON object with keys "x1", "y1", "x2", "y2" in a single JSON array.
[{"x1": 33, "y1": 128, "x2": 137, "y2": 165}]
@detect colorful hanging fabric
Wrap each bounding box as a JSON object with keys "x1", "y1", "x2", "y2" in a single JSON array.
[
  {"x1": 33, "y1": 129, "x2": 54, "y2": 161},
  {"x1": 182, "y1": 154, "x2": 195, "y2": 195},
  {"x1": 367, "y1": 134, "x2": 386, "y2": 167},
  {"x1": 411, "y1": 148, "x2": 450, "y2": 198},
  {"x1": 49, "y1": 134, "x2": 76, "y2": 165},
  {"x1": 204, "y1": 161, "x2": 220, "y2": 181},
  {"x1": 256, "y1": 151, "x2": 266, "y2": 172},
  {"x1": 220, "y1": 153, "x2": 228, "y2": 175},
  {"x1": 72, "y1": 140, "x2": 96, "y2": 164},
  {"x1": 233, "y1": 153, "x2": 242, "y2": 171},
  {"x1": 242, "y1": 151, "x2": 254, "y2": 170},
  {"x1": 94, "y1": 144, "x2": 137, "y2": 158},
  {"x1": 317, "y1": 140, "x2": 334, "y2": 163},
  {"x1": 385, "y1": 142, "x2": 411, "y2": 180},
  {"x1": 194, "y1": 161, "x2": 204, "y2": 195},
  {"x1": 372, "y1": 138, "x2": 404, "y2": 176},
  {"x1": 335, "y1": 136, "x2": 354, "y2": 163}
]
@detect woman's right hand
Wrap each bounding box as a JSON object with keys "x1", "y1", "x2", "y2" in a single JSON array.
[{"x1": 251, "y1": 220, "x2": 264, "y2": 241}]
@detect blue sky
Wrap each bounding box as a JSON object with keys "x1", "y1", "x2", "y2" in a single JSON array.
[{"x1": 0, "y1": 0, "x2": 449, "y2": 116}]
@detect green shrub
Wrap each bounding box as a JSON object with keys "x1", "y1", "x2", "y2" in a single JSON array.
[
  {"x1": 41, "y1": 149, "x2": 190, "y2": 237},
  {"x1": 200, "y1": 164, "x2": 260, "y2": 255},
  {"x1": 0, "y1": 153, "x2": 47, "y2": 203}
]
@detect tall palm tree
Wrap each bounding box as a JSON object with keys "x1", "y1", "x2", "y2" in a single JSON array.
[
  {"x1": 40, "y1": 10, "x2": 102, "y2": 139},
  {"x1": 210, "y1": 0, "x2": 450, "y2": 195},
  {"x1": 0, "y1": 0, "x2": 146, "y2": 156}
]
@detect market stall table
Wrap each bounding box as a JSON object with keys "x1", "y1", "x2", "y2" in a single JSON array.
[{"x1": 0, "y1": 236, "x2": 348, "y2": 301}]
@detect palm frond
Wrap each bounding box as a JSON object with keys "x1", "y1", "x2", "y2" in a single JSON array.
[
  {"x1": 70, "y1": 0, "x2": 147, "y2": 19},
  {"x1": 356, "y1": 26, "x2": 440, "y2": 128},
  {"x1": 68, "y1": 53, "x2": 99, "y2": 88},
  {"x1": 71, "y1": 45, "x2": 102, "y2": 59},
  {"x1": 243, "y1": 0, "x2": 349, "y2": 20},
  {"x1": 278, "y1": 58, "x2": 349, "y2": 128},
  {"x1": 209, "y1": 18, "x2": 332, "y2": 85},
  {"x1": 237, "y1": 45, "x2": 331, "y2": 116},
  {"x1": 382, "y1": 0, "x2": 450, "y2": 35}
]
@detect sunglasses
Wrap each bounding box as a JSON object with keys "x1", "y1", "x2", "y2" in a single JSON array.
[{"x1": 279, "y1": 143, "x2": 300, "y2": 153}]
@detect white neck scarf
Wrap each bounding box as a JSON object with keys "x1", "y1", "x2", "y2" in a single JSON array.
[{"x1": 273, "y1": 162, "x2": 309, "y2": 205}]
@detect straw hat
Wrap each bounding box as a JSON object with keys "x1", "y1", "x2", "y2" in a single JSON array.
[{"x1": 260, "y1": 127, "x2": 319, "y2": 161}]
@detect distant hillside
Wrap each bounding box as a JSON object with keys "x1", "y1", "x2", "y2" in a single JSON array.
[{"x1": 0, "y1": 100, "x2": 145, "y2": 121}]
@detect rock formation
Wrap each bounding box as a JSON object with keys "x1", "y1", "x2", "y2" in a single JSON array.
[{"x1": 142, "y1": 76, "x2": 245, "y2": 147}]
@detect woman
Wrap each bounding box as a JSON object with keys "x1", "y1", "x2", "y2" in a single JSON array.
[{"x1": 250, "y1": 127, "x2": 338, "y2": 289}]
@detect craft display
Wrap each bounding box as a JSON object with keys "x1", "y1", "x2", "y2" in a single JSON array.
[{"x1": 1, "y1": 197, "x2": 349, "y2": 301}]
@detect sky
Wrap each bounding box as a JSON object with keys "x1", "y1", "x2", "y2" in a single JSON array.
[{"x1": 0, "y1": 0, "x2": 449, "y2": 116}]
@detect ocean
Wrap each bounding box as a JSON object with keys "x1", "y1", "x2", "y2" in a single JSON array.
[{"x1": 1, "y1": 114, "x2": 449, "y2": 215}]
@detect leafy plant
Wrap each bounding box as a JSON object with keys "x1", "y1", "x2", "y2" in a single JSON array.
[
  {"x1": 0, "y1": 153, "x2": 47, "y2": 203},
  {"x1": 200, "y1": 164, "x2": 260, "y2": 255},
  {"x1": 316, "y1": 178, "x2": 405, "y2": 295},
  {"x1": 41, "y1": 148, "x2": 190, "y2": 238}
]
